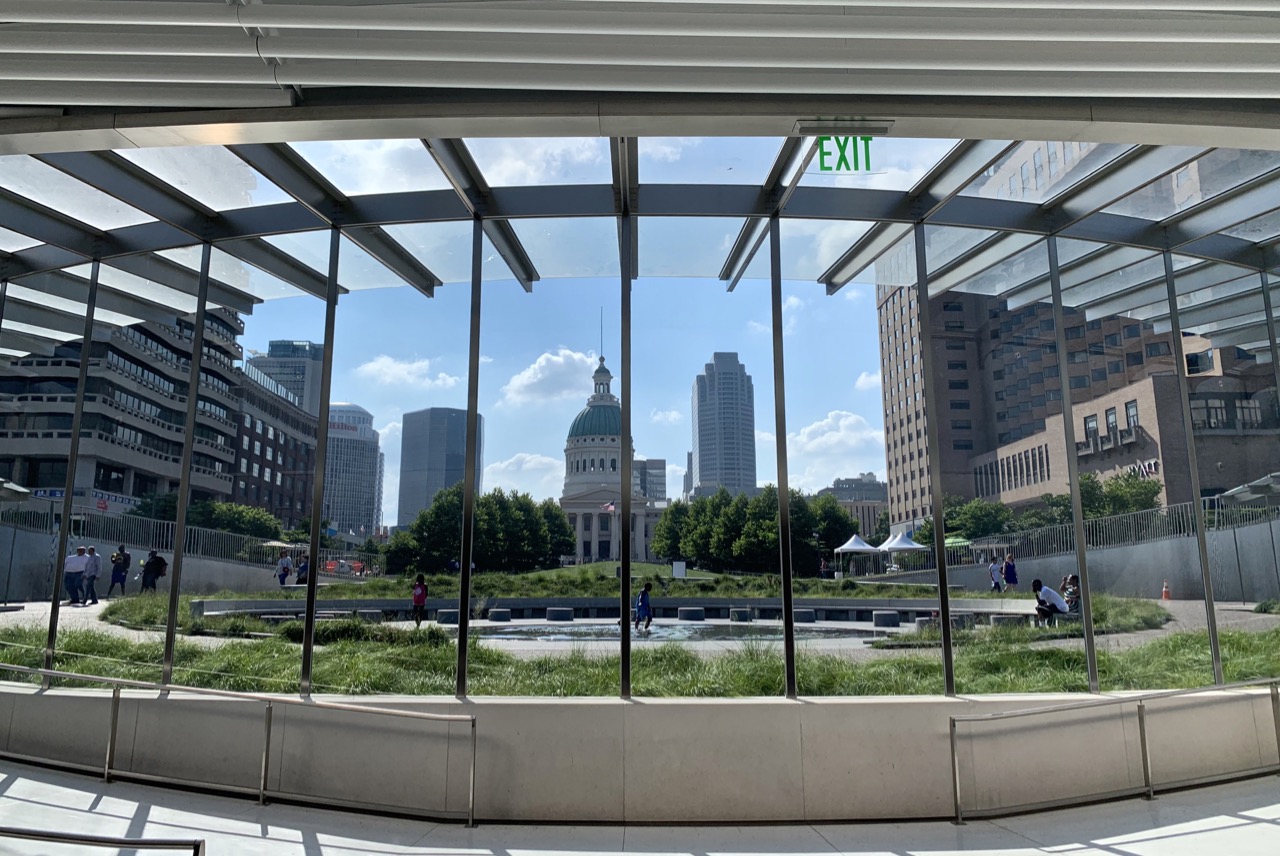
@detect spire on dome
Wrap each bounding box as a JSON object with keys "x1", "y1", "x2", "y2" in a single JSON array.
[{"x1": 593, "y1": 356, "x2": 612, "y2": 396}]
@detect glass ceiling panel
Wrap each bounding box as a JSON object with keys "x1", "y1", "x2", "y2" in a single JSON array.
[
  {"x1": 114, "y1": 146, "x2": 291, "y2": 211},
  {"x1": 8, "y1": 280, "x2": 140, "y2": 329},
  {"x1": 509, "y1": 218, "x2": 619, "y2": 279},
  {"x1": 959, "y1": 141, "x2": 1133, "y2": 203},
  {"x1": 263, "y1": 231, "x2": 329, "y2": 275},
  {"x1": 0, "y1": 156, "x2": 153, "y2": 230},
  {"x1": 384, "y1": 221, "x2": 474, "y2": 285},
  {"x1": 1223, "y1": 208, "x2": 1280, "y2": 244},
  {"x1": 288, "y1": 139, "x2": 450, "y2": 196},
  {"x1": 948, "y1": 240, "x2": 1048, "y2": 297},
  {"x1": 925, "y1": 226, "x2": 999, "y2": 271},
  {"x1": 2, "y1": 319, "x2": 74, "y2": 342},
  {"x1": 640, "y1": 137, "x2": 785, "y2": 185},
  {"x1": 69, "y1": 263, "x2": 198, "y2": 314},
  {"x1": 466, "y1": 138, "x2": 611, "y2": 187},
  {"x1": 157, "y1": 246, "x2": 302, "y2": 302},
  {"x1": 338, "y1": 235, "x2": 404, "y2": 292},
  {"x1": 1105, "y1": 148, "x2": 1280, "y2": 221},
  {"x1": 0, "y1": 225, "x2": 37, "y2": 253},
  {"x1": 775, "y1": 219, "x2": 872, "y2": 282},
  {"x1": 800, "y1": 138, "x2": 959, "y2": 191},
  {"x1": 638, "y1": 217, "x2": 744, "y2": 278}
]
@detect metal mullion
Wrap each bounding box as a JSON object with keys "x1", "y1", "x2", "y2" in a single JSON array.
[
  {"x1": 619, "y1": 212, "x2": 633, "y2": 699},
  {"x1": 42, "y1": 258, "x2": 101, "y2": 681},
  {"x1": 36, "y1": 151, "x2": 213, "y2": 234},
  {"x1": 769, "y1": 215, "x2": 798, "y2": 699},
  {"x1": 913, "y1": 222, "x2": 956, "y2": 697},
  {"x1": 455, "y1": 216, "x2": 484, "y2": 699},
  {"x1": 1162, "y1": 250, "x2": 1224, "y2": 685},
  {"x1": 299, "y1": 227, "x2": 341, "y2": 697},
  {"x1": 161, "y1": 242, "x2": 211, "y2": 685},
  {"x1": 1047, "y1": 235, "x2": 1100, "y2": 693}
]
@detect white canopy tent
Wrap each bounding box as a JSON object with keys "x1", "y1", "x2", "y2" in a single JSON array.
[{"x1": 834, "y1": 533, "x2": 879, "y2": 577}]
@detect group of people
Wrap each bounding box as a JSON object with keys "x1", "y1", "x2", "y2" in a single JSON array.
[
  {"x1": 987, "y1": 552, "x2": 1020, "y2": 592},
  {"x1": 274, "y1": 549, "x2": 310, "y2": 587},
  {"x1": 62, "y1": 544, "x2": 167, "y2": 605}
]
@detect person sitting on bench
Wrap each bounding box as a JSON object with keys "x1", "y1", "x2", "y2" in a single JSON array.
[
  {"x1": 1061, "y1": 574, "x2": 1081, "y2": 613},
  {"x1": 1032, "y1": 578, "x2": 1069, "y2": 626}
]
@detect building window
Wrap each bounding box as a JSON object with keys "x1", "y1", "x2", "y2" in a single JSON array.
[
  {"x1": 1146, "y1": 342, "x2": 1173, "y2": 358},
  {"x1": 1091, "y1": 368, "x2": 1107, "y2": 382},
  {"x1": 951, "y1": 419, "x2": 972, "y2": 430},
  {"x1": 949, "y1": 400, "x2": 971, "y2": 410},
  {"x1": 1108, "y1": 360, "x2": 1123, "y2": 374},
  {"x1": 952, "y1": 440, "x2": 974, "y2": 451},
  {"x1": 1070, "y1": 375, "x2": 1090, "y2": 389},
  {"x1": 947, "y1": 360, "x2": 968, "y2": 370},
  {"x1": 1126, "y1": 400, "x2": 1139, "y2": 428},
  {"x1": 1123, "y1": 323, "x2": 1141, "y2": 339},
  {"x1": 1105, "y1": 407, "x2": 1118, "y2": 434},
  {"x1": 945, "y1": 341, "x2": 965, "y2": 351},
  {"x1": 1065, "y1": 325, "x2": 1085, "y2": 339},
  {"x1": 942, "y1": 301, "x2": 963, "y2": 312},
  {"x1": 948, "y1": 380, "x2": 969, "y2": 390},
  {"x1": 1084, "y1": 415, "x2": 1098, "y2": 439},
  {"x1": 1126, "y1": 351, "x2": 1144, "y2": 366}
]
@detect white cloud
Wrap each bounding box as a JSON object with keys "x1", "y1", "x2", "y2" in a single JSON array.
[
  {"x1": 465, "y1": 137, "x2": 606, "y2": 186},
  {"x1": 500, "y1": 348, "x2": 596, "y2": 407},
  {"x1": 483, "y1": 453, "x2": 563, "y2": 501},
  {"x1": 755, "y1": 429, "x2": 776, "y2": 445},
  {"x1": 650, "y1": 408, "x2": 682, "y2": 425},
  {"x1": 786, "y1": 410, "x2": 886, "y2": 493},
  {"x1": 355, "y1": 355, "x2": 460, "y2": 390},
  {"x1": 747, "y1": 295, "x2": 804, "y2": 336},
  {"x1": 479, "y1": 355, "x2": 494, "y2": 364},
  {"x1": 855, "y1": 372, "x2": 881, "y2": 392},
  {"x1": 641, "y1": 137, "x2": 701, "y2": 163},
  {"x1": 377, "y1": 420, "x2": 403, "y2": 442},
  {"x1": 843, "y1": 284, "x2": 869, "y2": 302}
]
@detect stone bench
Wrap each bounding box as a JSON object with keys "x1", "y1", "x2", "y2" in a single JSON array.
[
  {"x1": 354, "y1": 609, "x2": 382, "y2": 623},
  {"x1": 914, "y1": 616, "x2": 934, "y2": 631},
  {"x1": 793, "y1": 609, "x2": 816, "y2": 623},
  {"x1": 872, "y1": 610, "x2": 900, "y2": 628},
  {"x1": 435, "y1": 609, "x2": 459, "y2": 625},
  {"x1": 729, "y1": 608, "x2": 752, "y2": 623},
  {"x1": 487, "y1": 608, "x2": 511, "y2": 622},
  {"x1": 546, "y1": 607, "x2": 574, "y2": 622},
  {"x1": 677, "y1": 607, "x2": 705, "y2": 621},
  {"x1": 950, "y1": 612, "x2": 976, "y2": 630}
]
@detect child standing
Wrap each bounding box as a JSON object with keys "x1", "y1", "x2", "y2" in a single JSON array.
[
  {"x1": 411, "y1": 574, "x2": 428, "y2": 629},
  {"x1": 634, "y1": 582, "x2": 653, "y2": 633}
]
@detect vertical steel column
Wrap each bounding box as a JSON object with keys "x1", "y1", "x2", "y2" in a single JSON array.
[
  {"x1": 455, "y1": 216, "x2": 484, "y2": 699},
  {"x1": 913, "y1": 223, "x2": 956, "y2": 696},
  {"x1": 1137, "y1": 700, "x2": 1155, "y2": 799},
  {"x1": 0, "y1": 278, "x2": 7, "y2": 345},
  {"x1": 162, "y1": 243, "x2": 212, "y2": 685},
  {"x1": 1162, "y1": 250, "x2": 1224, "y2": 685},
  {"x1": 43, "y1": 259, "x2": 101, "y2": 678},
  {"x1": 1259, "y1": 271, "x2": 1280, "y2": 594},
  {"x1": 768, "y1": 215, "x2": 798, "y2": 698},
  {"x1": 1047, "y1": 236, "x2": 1100, "y2": 692},
  {"x1": 300, "y1": 228, "x2": 341, "y2": 696},
  {"x1": 619, "y1": 213, "x2": 634, "y2": 698}
]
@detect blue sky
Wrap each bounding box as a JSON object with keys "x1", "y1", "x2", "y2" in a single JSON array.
[{"x1": 228, "y1": 136, "x2": 959, "y2": 523}]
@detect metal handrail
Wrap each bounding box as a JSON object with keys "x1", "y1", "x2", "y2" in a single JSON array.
[
  {"x1": 0, "y1": 826, "x2": 204, "y2": 854},
  {"x1": 0, "y1": 663, "x2": 478, "y2": 827},
  {"x1": 949, "y1": 676, "x2": 1280, "y2": 823}
]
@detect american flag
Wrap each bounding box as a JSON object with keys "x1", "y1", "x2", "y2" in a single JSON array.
[{"x1": 600, "y1": 501, "x2": 616, "y2": 512}]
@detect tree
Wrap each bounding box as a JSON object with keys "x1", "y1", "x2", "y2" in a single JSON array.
[
  {"x1": 681, "y1": 488, "x2": 731, "y2": 569},
  {"x1": 383, "y1": 530, "x2": 420, "y2": 577},
  {"x1": 128, "y1": 495, "x2": 282, "y2": 539},
  {"x1": 712, "y1": 493, "x2": 749, "y2": 564},
  {"x1": 733, "y1": 485, "x2": 779, "y2": 573},
  {"x1": 786, "y1": 489, "x2": 820, "y2": 576},
  {"x1": 650, "y1": 499, "x2": 689, "y2": 561},
  {"x1": 539, "y1": 498, "x2": 575, "y2": 568},
  {"x1": 870, "y1": 511, "x2": 891, "y2": 547},
  {"x1": 1103, "y1": 471, "x2": 1163, "y2": 515},
  {"x1": 950, "y1": 498, "x2": 1012, "y2": 541},
  {"x1": 810, "y1": 493, "x2": 857, "y2": 554},
  {"x1": 412, "y1": 483, "x2": 464, "y2": 572}
]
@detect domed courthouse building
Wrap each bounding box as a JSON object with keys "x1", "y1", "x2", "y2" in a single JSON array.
[{"x1": 560, "y1": 358, "x2": 660, "y2": 564}]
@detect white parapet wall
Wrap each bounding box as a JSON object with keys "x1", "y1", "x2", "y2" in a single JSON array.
[{"x1": 0, "y1": 683, "x2": 1275, "y2": 823}]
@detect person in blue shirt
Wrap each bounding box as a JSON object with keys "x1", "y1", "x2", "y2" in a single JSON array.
[{"x1": 634, "y1": 582, "x2": 653, "y2": 632}]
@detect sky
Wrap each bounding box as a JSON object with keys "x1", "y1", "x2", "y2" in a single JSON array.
[{"x1": 220, "y1": 135, "x2": 960, "y2": 524}]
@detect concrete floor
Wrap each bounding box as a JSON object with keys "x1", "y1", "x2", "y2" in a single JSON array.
[{"x1": 0, "y1": 760, "x2": 1277, "y2": 854}]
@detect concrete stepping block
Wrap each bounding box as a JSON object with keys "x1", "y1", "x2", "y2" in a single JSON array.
[
  {"x1": 950, "y1": 612, "x2": 975, "y2": 630},
  {"x1": 872, "y1": 610, "x2": 901, "y2": 628},
  {"x1": 793, "y1": 608, "x2": 816, "y2": 623},
  {"x1": 487, "y1": 608, "x2": 511, "y2": 622},
  {"x1": 915, "y1": 616, "x2": 935, "y2": 631},
  {"x1": 435, "y1": 609, "x2": 459, "y2": 625},
  {"x1": 677, "y1": 607, "x2": 705, "y2": 621},
  {"x1": 729, "y1": 608, "x2": 753, "y2": 622},
  {"x1": 546, "y1": 607, "x2": 574, "y2": 622}
]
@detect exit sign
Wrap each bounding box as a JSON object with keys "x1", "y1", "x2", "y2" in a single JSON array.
[{"x1": 817, "y1": 136, "x2": 874, "y2": 172}]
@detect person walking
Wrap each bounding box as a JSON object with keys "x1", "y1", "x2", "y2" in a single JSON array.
[
  {"x1": 107, "y1": 545, "x2": 130, "y2": 598},
  {"x1": 275, "y1": 549, "x2": 293, "y2": 587},
  {"x1": 1002, "y1": 552, "x2": 1019, "y2": 592},
  {"x1": 634, "y1": 582, "x2": 654, "y2": 633},
  {"x1": 62, "y1": 546, "x2": 89, "y2": 605},
  {"x1": 140, "y1": 551, "x2": 167, "y2": 593},
  {"x1": 83, "y1": 546, "x2": 101, "y2": 605},
  {"x1": 410, "y1": 574, "x2": 428, "y2": 629},
  {"x1": 988, "y1": 556, "x2": 1004, "y2": 593}
]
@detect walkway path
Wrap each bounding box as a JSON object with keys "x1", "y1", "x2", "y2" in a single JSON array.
[{"x1": 0, "y1": 759, "x2": 1276, "y2": 854}]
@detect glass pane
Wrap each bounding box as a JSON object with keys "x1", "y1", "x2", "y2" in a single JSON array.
[
  {"x1": 263, "y1": 231, "x2": 329, "y2": 275},
  {"x1": 800, "y1": 138, "x2": 959, "y2": 190},
  {"x1": 509, "y1": 217, "x2": 621, "y2": 280},
  {"x1": 1223, "y1": 208, "x2": 1280, "y2": 243},
  {"x1": 1106, "y1": 149, "x2": 1280, "y2": 221},
  {"x1": 288, "y1": 139, "x2": 450, "y2": 196},
  {"x1": 157, "y1": 246, "x2": 304, "y2": 302},
  {"x1": 9, "y1": 276, "x2": 140, "y2": 330},
  {"x1": 339, "y1": 235, "x2": 407, "y2": 292},
  {"x1": 115, "y1": 146, "x2": 292, "y2": 210},
  {"x1": 778, "y1": 219, "x2": 872, "y2": 282},
  {"x1": 0, "y1": 156, "x2": 153, "y2": 230},
  {"x1": 639, "y1": 217, "x2": 745, "y2": 278},
  {"x1": 384, "y1": 222, "x2": 474, "y2": 285},
  {"x1": 466, "y1": 137, "x2": 611, "y2": 186},
  {"x1": 633, "y1": 277, "x2": 783, "y2": 697},
  {"x1": 639, "y1": 137, "x2": 785, "y2": 185},
  {"x1": 71, "y1": 263, "x2": 199, "y2": 315},
  {"x1": 0, "y1": 225, "x2": 38, "y2": 252},
  {"x1": 925, "y1": 226, "x2": 999, "y2": 273},
  {"x1": 959, "y1": 141, "x2": 1134, "y2": 203}
]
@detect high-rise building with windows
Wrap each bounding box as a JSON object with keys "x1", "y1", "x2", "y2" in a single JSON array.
[
  {"x1": 689, "y1": 352, "x2": 757, "y2": 497},
  {"x1": 247, "y1": 340, "x2": 325, "y2": 417},
  {"x1": 233, "y1": 363, "x2": 317, "y2": 530},
  {"x1": 637, "y1": 458, "x2": 667, "y2": 502},
  {"x1": 397, "y1": 407, "x2": 483, "y2": 528},
  {"x1": 325, "y1": 403, "x2": 383, "y2": 539}
]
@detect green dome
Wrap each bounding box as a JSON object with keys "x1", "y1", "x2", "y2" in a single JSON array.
[{"x1": 568, "y1": 403, "x2": 621, "y2": 439}]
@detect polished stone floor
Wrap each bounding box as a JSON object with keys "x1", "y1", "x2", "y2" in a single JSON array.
[{"x1": 0, "y1": 761, "x2": 1276, "y2": 854}]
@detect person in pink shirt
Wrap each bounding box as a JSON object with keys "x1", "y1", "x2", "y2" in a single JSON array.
[{"x1": 411, "y1": 574, "x2": 428, "y2": 629}]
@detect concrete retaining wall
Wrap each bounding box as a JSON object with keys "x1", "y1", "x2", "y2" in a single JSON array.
[{"x1": 0, "y1": 684, "x2": 1274, "y2": 822}]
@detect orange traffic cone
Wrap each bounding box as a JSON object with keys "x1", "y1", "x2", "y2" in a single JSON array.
[{"x1": 1161, "y1": 580, "x2": 1171, "y2": 600}]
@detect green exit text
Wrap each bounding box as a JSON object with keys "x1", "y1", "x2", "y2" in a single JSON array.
[{"x1": 817, "y1": 136, "x2": 874, "y2": 172}]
